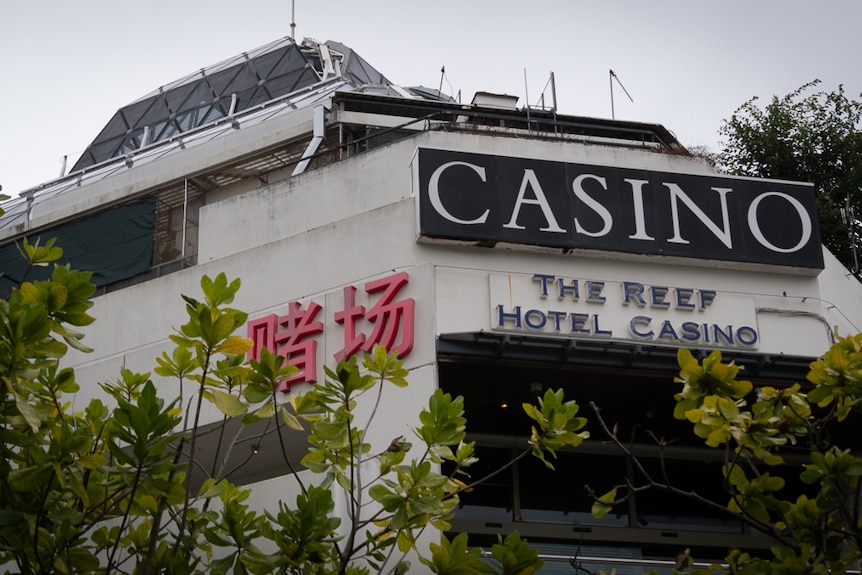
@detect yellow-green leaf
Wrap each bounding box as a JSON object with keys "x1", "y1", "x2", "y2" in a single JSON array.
[
  {"x1": 397, "y1": 530, "x2": 414, "y2": 553},
  {"x1": 210, "y1": 390, "x2": 247, "y2": 417},
  {"x1": 591, "y1": 488, "x2": 617, "y2": 518},
  {"x1": 198, "y1": 478, "x2": 228, "y2": 499},
  {"x1": 8, "y1": 466, "x2": 42, "y2": 492},
  {"x1": 15, "y1": 393, "x2": 40, "y2": 432},
  {"x1": 69, "y1": 471, "x2": 90, "y2": 507},
  {"x1": 212, "y1": 313, "x2": 237, "y2": 342},
  {"x1": 254, "y1": 400, "x2": 276, "y2": 420},
  {"x1": 18, "y1": 282, "x2": 40, "y2": 304},
  {"x1": 215, "y1": 336, "x2": 253, "y2": 356},
  {"x1": 138, "y1": 494, "x2": 159, "y2": 513},
  {"x1": 280, "y1": 407, "x2": 304, "y2": 431},
  {"x1": 77, "y1": 454, "x2": 107, "y2": 469},
  {"x1": 685, "y1": 408, "x2": 706, "y2": 423}
]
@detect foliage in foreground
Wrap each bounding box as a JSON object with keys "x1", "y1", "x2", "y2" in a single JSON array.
[
  {"x1": 591, "y1": 335, "x2": 862, "y2": 574},
  {"x1": 5, "y1": 193, "x2": 862, "y2": 574},
  {"x1": 0, "y1": 227, "x2": 588, "y2": 574}
]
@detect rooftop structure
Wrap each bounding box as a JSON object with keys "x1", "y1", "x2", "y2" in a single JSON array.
[
  {"x1": 0, "y1": 36, "x2": 680, "y2": 296},
  {"x1": 70, "y1": 37, "x2": 392, "y2": 172}
]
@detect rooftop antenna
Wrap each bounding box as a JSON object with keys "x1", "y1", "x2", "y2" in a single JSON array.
[
  {"x1": 290, "y1": 0, "x2": 296, "y2": 39},
  {"x1": 438, "y1": 67, "x2": 456, "y2": 101},
  {"x1": 609, "y1": 69, "x2": 633, "y2": 119},
  {"x1": 438, "y1": 66, "x2": 445, "y2": 99},
  {"x1": 550, "y1": 71, "x2": 557, "y2": 112},
  {"x1": 537, "y1": 72, "x2": 558, "y2": 112}
]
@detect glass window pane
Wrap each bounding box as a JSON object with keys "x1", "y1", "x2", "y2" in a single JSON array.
[
  {"x1": 519, "y1": 452, "x2": 629, "y2": 526},
  {"x1": 636, "y1": 459, "x2": 743, "y2": 533},
  {"x1": 449, "y1": 447, "x2": 513, "y2": 522}
]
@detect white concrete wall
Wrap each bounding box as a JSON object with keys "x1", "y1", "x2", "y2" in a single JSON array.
[
  {"x1": 65, "y1": 125, "x2": 862, "y2": 442},
  {"x1": 55, "y1": 126, "x2": 862, "y2": 573}
]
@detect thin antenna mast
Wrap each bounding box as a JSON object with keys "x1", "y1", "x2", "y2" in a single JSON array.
[
  {"x1": 609, "y1": 69, "x2": 633, "y2": 119},
  {"x1": 290, "y1": 0, "x2": 296, "y2": 39},
  {"x1": 438, "y1": 66, "x2": 445, "y2": 98},
  {"x1": 550, "y1": 71, "x2": 557, "y2": 112},
  {"x1": 537, "y1": 72, "x2": 558, "y2": 112}
]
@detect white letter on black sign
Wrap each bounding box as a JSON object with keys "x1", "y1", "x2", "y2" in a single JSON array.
[
  {"x1": 572, "y1": 174, "x2": 612, "y2": 237},
  {"x1": 666, "y1": 184, "x2": 733, "y2": 249},
  {"x1": 503, "y1": 169, "x2": 566, "y2": 232},
  {"x1": 625, "y1": 178, "x2": 655, "y2": 241},
  {"x1": 748, "y1": 192, "x2": 812, "y2": 253},
  {"x1": 428, "y1": 161, "x2": 489, "y2": 225}
]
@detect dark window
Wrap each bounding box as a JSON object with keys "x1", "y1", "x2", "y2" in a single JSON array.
[{"x1": 438, "y1": 347, "x2": 815, "y2": 569}]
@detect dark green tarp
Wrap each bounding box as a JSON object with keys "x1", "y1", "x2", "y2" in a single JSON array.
[{"x1": 0, "y1": 197, "x2": 155, "y2": 298}]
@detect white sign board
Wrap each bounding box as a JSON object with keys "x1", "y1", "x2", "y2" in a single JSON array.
[{"x1": 490, "y1": 272, "x2": 759, "y2": 349}]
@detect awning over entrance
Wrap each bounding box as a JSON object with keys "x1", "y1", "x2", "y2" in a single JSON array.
[{"x1": 438, "y1": 332, "x2": 815, "y2": 381}]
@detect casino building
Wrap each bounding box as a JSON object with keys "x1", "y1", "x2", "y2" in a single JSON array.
[{"x1": 2, "y1": 36, "x2": 861, "y2": 573}]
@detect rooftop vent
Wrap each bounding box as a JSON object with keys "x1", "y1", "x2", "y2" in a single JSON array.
[{"x1": 471, "y1": 91, "x2": 519, "y2": 110}]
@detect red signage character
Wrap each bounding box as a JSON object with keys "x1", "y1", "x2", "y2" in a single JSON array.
[
  {"x1": 334, "y1": 271, "x2": 415, "y2": 362},
  {"x1": 247, "y1": 300, "x2": 324, "y2": 391}
]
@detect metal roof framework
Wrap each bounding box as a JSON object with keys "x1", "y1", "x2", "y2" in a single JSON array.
[{"x1": 71, "y1": 37, "x2": 389, "y2": 172}]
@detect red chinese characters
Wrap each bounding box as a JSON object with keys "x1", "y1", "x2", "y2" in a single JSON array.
[
  {"x1": 247, "y1": 301, "x2": 324, "y2": 391},
  {"x1": 335, "y1": 271, "x2": 415, "y2": 362},
  {"x1": 247, "y1": 271, "x2": 415, "y2": 391},
  {"x1": 333, "y1": 285, "x2": 365, "y2": 362}
]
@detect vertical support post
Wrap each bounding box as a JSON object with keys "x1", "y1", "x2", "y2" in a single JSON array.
[
  {"x1": 550, "y1": 71, "x2": 557, "y2": 112},
  {"x1": 524, "y1": 69, "x2": 531, "y2": 131},
  {"x1": 181, "y1": 179, "x2": 189, "y2": 261},
  {"x1": 511, "y1": 446, "x2": 523, "y2": 522}
]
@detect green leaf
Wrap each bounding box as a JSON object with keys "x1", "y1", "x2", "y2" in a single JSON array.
[
  {"x1": 76, "y1": 454, "x2": 107, "y2": 469},
  {"x1": 314, "y1": 421, "x2": 347, "y2": 442},
  {"x1": 745, "y1": 498, "x2": 769, "y2": 524},
  {"x1": 420, "y1": 533, "x2": 492, "y2": 574},
  {"x1": 138, "y1": 494, "x2": 159, "y2": 513},
  {"x1": 211, "y1": 554, "x2": 237, "y2": 574},
  {"x1": 807, "y1": 385, "x2": 833, "y2": 406},
  {"x1": 280, "y1": 407, "x2": 304, "y2": 431},
  {"x1": 390, "y1": 505, "x2": 408, "y2": 530},
  {"x1": 397, "y1": 530, "x2": 414, "y2": 553},
  {"x1": 210, "y1": 389, "x2": 248, "y2": 417},
  {"x1": 591, "y1": 488, "x2": 617, "y2": 518},
  {"x1": 211, "y1": 313, "x2": 236, "y2": 344},
  {"x1": 8, "y1": 465, "x2": 45, "y2": 492},
  {"x1": 68, "y1": 471, "x2": 90, "y2": 507},
  {"x1": 198, "y1": 478, "x2": 228, "y2": 499},
  {"x1": 488, "y1": 531, "x2": 543, "y2": 575},
  {"x1": 215, "y1": 335, "x2": 253, "y2": 355},
  {"x1": 247, "y1": 400, "x2": 276, "y2": 422},
  {"x1": 15, "y1": 392, "x2": 41, "y2": 432}
]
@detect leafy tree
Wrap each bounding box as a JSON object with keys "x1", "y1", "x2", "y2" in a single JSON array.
[
  {"x1": 718, "y1": 80, "x2": 862, "y2": 273},
  {"x1": 0, "y1": 211, "x2": 588, "y2": 573},
  {"x1": 590, "y1": 336, "x2": 862, "y2": 574}
]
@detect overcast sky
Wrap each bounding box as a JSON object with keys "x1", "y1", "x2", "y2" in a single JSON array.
[{"x1": 2, "y1": 0, "x2": 861, "y2": 197}]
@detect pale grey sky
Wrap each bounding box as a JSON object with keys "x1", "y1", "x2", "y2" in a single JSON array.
[{"x1": 2, "y1": 0, "x2": 861, "y2": 197}]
